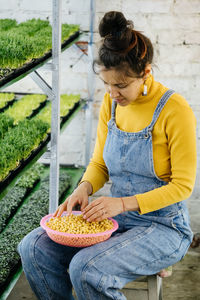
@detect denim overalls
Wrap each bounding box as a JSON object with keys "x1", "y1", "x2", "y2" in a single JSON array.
[
  {"x1": 18, "y1": 90, "x2": 193, "y2": 300},
  {"x1": 103, "y1": 89, "x2": 193, "y2": 241}
]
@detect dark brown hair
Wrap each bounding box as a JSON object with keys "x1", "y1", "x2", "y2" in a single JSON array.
[{"x1": 94, "y1": 11, "x2": 153, "y2": 77}]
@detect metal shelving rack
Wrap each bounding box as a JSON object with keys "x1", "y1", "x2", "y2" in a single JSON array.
[
  {"x1": 0, "y1": 0, "x2": 95, "y2": 212},
  {"x1": 0, "y1": 0, "x2": 95, "y2": 298},
  {"x1": 49, "y1": 0, "x2": 62, "y2": 213},
  {"x1": 47, "y1": 0, "x2": 95, "y2": 212}
]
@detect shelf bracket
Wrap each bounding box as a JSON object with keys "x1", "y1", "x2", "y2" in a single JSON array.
[{"x1": 29, "y1": 70, "x2": 54, "y2": 100}]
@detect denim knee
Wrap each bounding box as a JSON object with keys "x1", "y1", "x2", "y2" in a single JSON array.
[
  {"x1": 69, "y1": 251, "x2": 85, "y2": 286},
  {"x1": 18, "y1": 227, "x2": 44, "y2": 265},
  {"x1": 18, "y1": 231, "x2": 32, "y2": 263},
  {"x1": 69, "y1": 249, "x2": 104, "y2": 297}
]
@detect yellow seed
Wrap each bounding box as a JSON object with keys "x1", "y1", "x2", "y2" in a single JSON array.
[{"x1": 46, "y1": 214, "x2": 113, "y2": 234}]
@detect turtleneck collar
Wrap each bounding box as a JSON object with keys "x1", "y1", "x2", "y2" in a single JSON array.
[{"x1": 130, "y1": 74, "x2": 155, "y2": 105}]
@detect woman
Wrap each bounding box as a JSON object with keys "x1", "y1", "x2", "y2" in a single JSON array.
[{"x1": 18, "y1": 11, "x2": 197, "y2": 300}]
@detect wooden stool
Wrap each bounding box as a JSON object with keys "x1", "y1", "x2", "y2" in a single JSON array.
[{"x1": 122, "y1": 275, "x2": 162, "y2": 300}]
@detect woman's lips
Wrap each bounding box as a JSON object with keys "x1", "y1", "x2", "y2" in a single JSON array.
[{"x1": 115, "y1": 98, "x2": 125, "y2": 103}]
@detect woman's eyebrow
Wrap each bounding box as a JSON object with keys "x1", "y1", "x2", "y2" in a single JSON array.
[{"x1": 99, "y1": 77, "x2": 127, "y2": 86}]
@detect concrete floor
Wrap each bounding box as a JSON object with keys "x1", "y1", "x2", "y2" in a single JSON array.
[{"x1": 7, "y1": 184, "x2": 200, "y2": 300}]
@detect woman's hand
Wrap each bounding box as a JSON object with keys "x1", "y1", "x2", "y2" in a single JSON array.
[
  {"x1": 82, "y1": 196, "x2": 124, "y2": 222},
  {"x1": 53, "y1": 181, "x2": 92, "y2": 217}
]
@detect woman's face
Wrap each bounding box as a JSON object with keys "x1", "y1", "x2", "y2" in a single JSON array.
[{"x1": 99, "y1": 68, "x2": 145, "y2": 106}]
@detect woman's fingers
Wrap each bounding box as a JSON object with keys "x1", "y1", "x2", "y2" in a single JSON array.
[
  {"x1": 83, "y1": 199, "x2": 106, "y2": 221},
  {"x1": 67, "y1": 196, "x2": 80, "y2": 215},
  {"x1": 53, "y1": 207, "x2": 59, "y2": 217},
  {"x1": 53, "y1": 205, "x2": 65, "y2": 217},
  {"x1": 90, "y1": 212, "x2": 108, "y2": 222},
  {"x1": 52, "y1": 185, "x2": 90, "y2": 217},
  {"x1": 54, "y1": 196, "x2": 121, "y2": 221},
  {"x1": 83, "y1": 206, "x2": 102, "y2": 221},
  {"x1": 84, "y1": 208, "x2": 108, "y2": 222},
  {"x1": 83, "y1": 198, "x2": 102, "y2": 213},
  {"x1": 53, "y1": 198, "x2": 69, "y2": 217},
  {"x1": 53, "y1": 205, "x2": 63, "y2": 217},
  {"x1": 80, "y1": 198, "x2": 88, "y2": 212},
  {"x1": 56, "y1": 205, "x2": 66, "y2": 217}
]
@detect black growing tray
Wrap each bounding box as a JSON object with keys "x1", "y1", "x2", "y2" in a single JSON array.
[
  {"x1": 0, "y1": 261, "x2": 21, "y2": 296},
  {"x1": 0, "y1": 30, "x2": 80, "y2": 89},
  {"x1": 26, "y1": 99, "x2": 48, "y2": 119},
  {"x1": 0, "y1": 98, "x2": 83, "y2": 192},
  {"x1": 0, "y1": 171, "x2": 76, "y2": 296},
  {"x1": 0, "y1": 134, "x2": 50, "y2": 191},
  {"x1": 0, "y1": 97, "x2": 16, "y2": 113},
  {"x1": 60, "y1": 100, "x2": 81, "y2": 127},
  {"x1": 0, "y1": 96, "x2": 47, "y2": 116},
  {"x1": 0, "y1": 179, "x2": 40, "y2": 234}
]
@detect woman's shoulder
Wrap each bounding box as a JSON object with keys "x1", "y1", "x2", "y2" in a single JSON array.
[
  {"x1": 101, "y1": 93, "x2": 112, "y2": 113},
  {"x1": 155, "y1": 78, "x2": 191, "y2": 111},
  {"x1": 168, "y1": 92, "x2": 191, "y2": 109},
  {"x1": 98, "y1": 93, "x2": 113, "y2": 122},
  {"x1": 162, "y1": 90, "x2": 196, "y2": 124},
  {"x1": 102, "y1": 92, "x2": 112, "y2": 106},
  {"x1": 162, "y1": 89, "x2": 194, "y2": 115}
]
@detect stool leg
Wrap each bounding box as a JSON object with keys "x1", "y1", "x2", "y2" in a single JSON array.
[
  {"x1": 158, "y1": 276, "x2": 163, "y2": 300},
  {"x1": 147, "y1": 275, "x2": 163, "y2": 300}
]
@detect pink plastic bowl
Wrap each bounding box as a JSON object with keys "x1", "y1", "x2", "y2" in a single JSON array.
[{"x1": 40, "y1": 211, "x2": 118, "y2": 247}]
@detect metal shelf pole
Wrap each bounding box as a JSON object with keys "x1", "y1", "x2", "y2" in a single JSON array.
[
  {"x1": 85, "y1": 0, "x2": 96, "y2": 167},
  {"x1": 49, "y1": 0, "x2": 62, "y2": 214}
]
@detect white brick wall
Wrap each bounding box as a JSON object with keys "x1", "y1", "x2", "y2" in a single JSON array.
[
  {"x1": 96, "y1": 0, "x2": 122, "y2": 13},
  {"x1": 1, "y1": 0, "x2": 200, "y2": 195},
  {"x1": 122, "y1": 0, "x2": 174, "y2": 14},
  {"x1": 173, "y1": 0, "x2": 200, "y2": 14}
]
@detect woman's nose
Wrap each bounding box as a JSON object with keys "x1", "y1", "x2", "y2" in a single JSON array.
[{"x1": 108, "y1": 85, "x2": 120, "y2": 99}]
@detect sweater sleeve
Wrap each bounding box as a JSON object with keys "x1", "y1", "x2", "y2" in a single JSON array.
[
  {"x1": 80, "y1": 94, "x2": 111, "y2": 194},
  {"x1": 136, "y1": 101, "x2": 197, "y2": 214}
]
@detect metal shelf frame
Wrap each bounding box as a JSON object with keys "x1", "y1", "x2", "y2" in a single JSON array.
[
  {"x1": 48, "y1": 0, "x2": 95, "y2": 213},
  {"x1": 0, "y1": 1, "x2": 96, "y2": 298},
  {"x1": 85, "y1": 0, "x2": 96, "y2": 167},
  {"x1": 48, "y1": 0, "x2": 62, "y2": 213},
  {"x1": 0, "y1": 0, "x2": 95, "y2": 213}
]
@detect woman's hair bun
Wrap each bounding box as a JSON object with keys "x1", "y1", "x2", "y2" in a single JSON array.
[
  {"x1": 96, "y1": 11, "x2": 154, "y2": 75},
  {"x1": 99, "y1": 11, "x2": 133, "y2": 38}
]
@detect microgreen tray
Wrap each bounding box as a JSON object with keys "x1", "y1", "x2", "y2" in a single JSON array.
[
  {"x1": 0, "y1": 30, "x2": 80, "y2": 90},
  {"x1": 0, "y1": 98, "x2": 84, "y2": 194},
  {"x1": 0, "y1": 165, "x2": 85, "y2": 299}
]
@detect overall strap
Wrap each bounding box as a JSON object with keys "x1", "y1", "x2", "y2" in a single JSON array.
[
  {"x1": 148, "y1": 89, "x2": 175, "y2": 131},
  {"x1": 111, "y1": 100, "x2": 117, "y2": 122}
]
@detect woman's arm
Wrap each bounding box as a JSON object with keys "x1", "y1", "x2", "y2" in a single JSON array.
[
  {"x1": 80, "y1": 94, "x2": 111, "y2": 194},
  {"x1": 136, "y1": 101, "x2": 197, "y2": 214}
]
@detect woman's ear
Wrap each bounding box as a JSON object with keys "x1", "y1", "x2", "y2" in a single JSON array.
[{"x1": 144, "y1": 64, "x2": 152, "y2": 79}]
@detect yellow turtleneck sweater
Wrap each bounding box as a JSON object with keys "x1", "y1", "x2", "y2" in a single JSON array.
[{"x1": 81, "y1": 75, "x2": 197, "y2": 214}]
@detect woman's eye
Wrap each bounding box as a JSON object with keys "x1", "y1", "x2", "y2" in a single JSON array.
[{"x1": 117, "y1": 85, "x2": 128, "y2": 89}]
